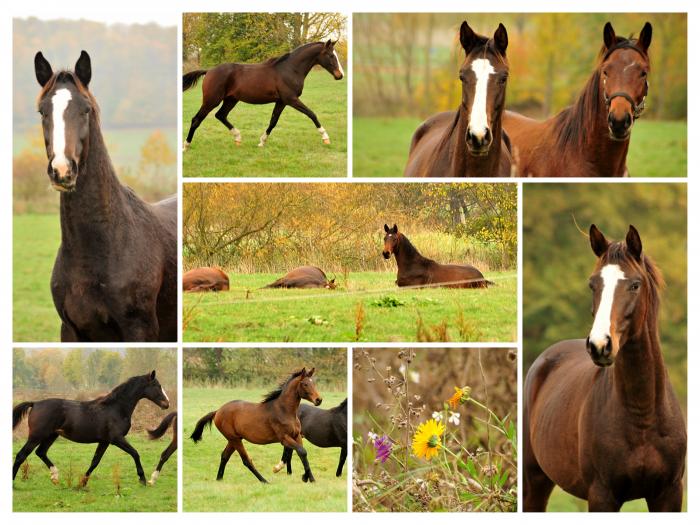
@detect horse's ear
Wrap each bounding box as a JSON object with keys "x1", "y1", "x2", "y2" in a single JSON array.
[
  {"x1": 325, "y1": 39, "x2": 333, "y2": 48},
  {"x1": 308, "y1": 367, "x2": 315, "y2": 377},
  {"x1": 589, "y1": 224, "x2": 609, "y2": 257},
  {"x1": 149, "y1": 370, "x2": 156, "y2": 381},
  {"x1": 384, "y1": 224, "x2": 390, "y2": 233},
  {"x1": 75, "y1": 50, "x2": 92, "y2": 87},
  {"x1": 603, "y1": 22, "x2": 617, "y2": 50},
  {"x1": 493, "y1": 23, "x2": 508, "y2": 56},
  {"x1": 300, "y1": 367, "x2": 307, "y2": 377},
  {"x1": 391, "y1": 224, "x2": 398, "y2": 234},
  {"x1": 626, "y1": 225, "x2": 643, "y2": 262},
  {"x1": 329, "y1": 278, "x2": 335, "y2": 283},
  {"x1": 34, "y1": 52, "x2": 53, "y2": 87},
  {"x1": 637, "y1": 22, "x2": 652, "y2": 54},
  {"x1": 460, "y1": 21, "x2": 477, "y2": 54}
]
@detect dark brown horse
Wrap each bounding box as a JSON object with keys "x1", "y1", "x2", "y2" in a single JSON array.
[
  {"x1": 524, "y1": 225, "x2": 686, "y2": 511},
  {"x1": 147, "y1": 411, "x2": 177, "y2": 485},
  {"x1": 34, "y1": 51, "x2": 177, "y2": 342},
  {"x1": 13, "y1": 371, "x2": 170, "y2": 487},
  {"x1": 264, "y1": 266, "x2": 336, "y2": 289},
  {"x1": 191, "y1": 368, "x2": 322, "y2": 483},
  {"x1": 504, "y1": 22, "x2": 652, "y2": 177},
  {"x1": 382, "y1": 224, "x2": 491, "y2": 288},
  {"x1": 405, "y1": 21, "x2": 511, "y2": 177},
  {"x1": 183, "y1": 41, "x2": 344, "y2": 151},
  {"x1": 183, "y1": 267, "x2": 230, "y2": 292}
]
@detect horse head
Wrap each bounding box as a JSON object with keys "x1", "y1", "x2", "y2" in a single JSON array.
[
  {"x1": 317, "y1": 40, "x2": 344, "y2": 80},
  {"x1": 383, "y1": 223, "x2": 399, "y2": 259},
  {"x1": 141, "y1": 370, "x2": 170, "y2": 409},
  {"x1": 295, "y1": 367, "x2": 322, "y2": 406}
]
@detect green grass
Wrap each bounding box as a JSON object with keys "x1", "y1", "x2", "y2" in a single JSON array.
[
  {"x1": 545, "y1": 486, "x2": 687, "y2": 512},
  {"x1": 353, "y1": 117, "x2": 686, "y2": 178},
  {"x1": 183, "y1": 70, "x2": 347, "y2": 177},
  {"x1": 183, "y1": 271, "x2": 516, "y2": 342},
  {"x1": 12, "y1": 435, "x2": 177, "y2": 512},
  {"x1": 184, "y1": 387, "x2": 347, "y2": 512}
]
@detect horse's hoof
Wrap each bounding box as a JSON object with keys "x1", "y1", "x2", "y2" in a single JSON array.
[
  {"x1": 235, "y1": 141, "x2": 242, "y2": 146},
  {"x1": 272, "y1": 461, "x2": 284, "y2": 473},
  {"x1": 323, "y1": 138, "x2": 331, "y2": 145},
  {"x1": 183, "y1": 141, "x2": 190, "y2": 152},
  {"x1": 257, "y1": 143, "x2": 265, "y2": 148},
  {"x1": 78, "y1": 475, "x2": 89, "y2": 488},
  {"x1": 139, "y1": 478, "x2": 147, "y2": 486}
]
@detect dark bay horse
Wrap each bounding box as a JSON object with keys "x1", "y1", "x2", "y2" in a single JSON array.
[
  {"x1": 147, "y1": 411, "x2": 177, "y2": 485},
  {"x1": 183, "y1": 267, "x2": 230, "y2": 292},
  {"x1": 191, "y1": 368, "x2": 322, "y2": 483},
  {"x1": 504, "y1": 22, "x2": 652, "y2": 177},
  {"x1": 273, "y1": 398, "x2": 347, "y2": 477},
  {"x1": 13, "y1": 371, "x2": 170, "y2": 487},
  {"x1": 183, "y1": 40, "x2": 344, "y2": 151},
  {"x1": 405, "y1": 21, "x2": 512, "y2": 177},
  {"x1": 382, "y1": 224, "x2": 491, "y2": 288},
  {"x1": 34, "y1": 51, "x2": 177, "y2": 342},
  {"x1": 524, "y1": 225, "x2": 686, "y2": 511},
  {"x1": 264, "y1": 266, "x2": 336, "y2": 289}
]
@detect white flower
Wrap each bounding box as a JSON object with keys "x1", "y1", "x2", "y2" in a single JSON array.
[
  {"x1": 432, "y1": 411, "x2": 443, "y2": 421},
  {"x1": 399, "y1": 364, "x2": 406, "y2": 377},
  {"x1": 448, "y1": 411, "x2": 461, "y2": 425},
  {"x1": 367, "y1": 431, "x2": 378, "y2": 441},
  {"x1": 409, "y1": 371, "x2": 420, "y2": 383}
]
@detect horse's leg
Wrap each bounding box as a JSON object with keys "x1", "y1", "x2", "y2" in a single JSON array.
[
  {"x1": 522, "y1": 441, "x2": 555, "y2": 511},
  {"x1": 587, "y1": 481, "x2": 622, "y2": 512},
  {"x1": 231, "y1": 439, "x2": 268, "y2": 483},
  {"x1": 60, "y1": 321, "x2": 81, "y2": 342},
  {"x1": 79, "y1": 442, "x2": 109, "y2": 487},
  {"x1": 34, "y1": 433, "x2": 60, "y2": 484},
  {"x1": 258, "y1": 101, "x2": 285, "y2": 147},
  {"x1": 284, "y1": 446, "x2": 293, "y2": 475},
  {"x1": 272, "y1": 446, "x2": 292, "y2": 474},
  {"x1": 12, "y1": 438, "x2": 41, "y2": 480},
  {"x1": 282, "y1": 435, "x2": 314, "y2": 483},
  {"x1": 646, "y1": 481, "x2": 684, "y2": 512},
  {"x1": 217, "y1": 441, "x2": 236, "y2": 480},
  {"x1": 336, "y1": 446, "x2": 347, "y2": 477},
  {"x1": 111, "y1": 436, "x2": 146, "y2": 485},
  {"x1": 149, "y1": 440, "x2": 177, "y2": 485},
  {"x1": 214, "y1": 97, "x2": 241, "y2": 145},
  {"x1": 184, "y1": 98, "x2": 221, "y2": 151},
  {"x1": 286, "y1": 97, "x2": 331, "y2": 144}
]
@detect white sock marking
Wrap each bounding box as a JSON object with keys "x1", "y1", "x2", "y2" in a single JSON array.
[
  {"x1": 51, "y1": 88, "x2": 72, "y2": 176},
  {"x1": 333, "y1": 50, "x2": 344, "y2": 77},
  {"x1": 148, "y1": 470, "x2": 160, "y2": 485},
  {"x1": 469, "y1": 58, "x2": 495, "y2": 139},
  {"x1": 589, "y1": 264, "x2": 626, "y2": 347},
  {"x1": 50, "y1": 466, "x2": 60, "y2": 483},
  {"x1": 258, "y1": 133, "x2": 268, "y2": 147},
  {"x1": 230, "y1": 127, "x2": 241, "y2": 143}
]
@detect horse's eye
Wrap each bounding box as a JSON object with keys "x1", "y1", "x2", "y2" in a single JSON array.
[
  {"x1": 629, "y1": 281, "x2": 641, "y2": 291},
  {"x1": 641, "y1": 71, "x2": 647, "y2": 78},
  {"x1": 602, "y1": 70, "x2": 608, "y2": 78},
  {"x1": 459, "y1": 73, "x2": 465, "y2": 82},
  {"x1": 588, "y1": 281, "x2": 595, "y2": 290}
]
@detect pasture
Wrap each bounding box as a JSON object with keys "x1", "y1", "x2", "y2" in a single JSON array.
[
  {"x1": 182, "y1": 270, "x2": 516, "y2": 342},
  {"x1": 353, "y1": 117, "x2": 687, "y2": 178},
  {"x1": 546, "y1": 487, "x2": 687, "y2": 512},
  {"x1": 182, "y1": 70, "x2": 347, "y2": 177},
  {"x1": 183, "y1": 387, "x2": 347, "y2": 512}
]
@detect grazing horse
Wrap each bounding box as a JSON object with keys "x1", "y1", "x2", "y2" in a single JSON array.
[
  {"x1": 183, "y1": 267, "x2": 230, "y2": 292},
  {"x1": 13, "y1": 371, "x2": 170, "y2": 487},
  {"x1": 147, "y1": 411, "x2": 178, "y2": 485},
  {"x1": 264, "y1": 266, "x2": 336, "y2": 289},
  {"x1": 182, "y1": 40, "x2": 344, "y2": 151},
  {"x1": 273, "y1": 398, "x2": 347, "y2": 477},
  {"x1": 405, "y1": 21, "x2": 511, "y2": 177},
  {"x1": 524, "y1": 225, "x2": 686, "y2": 511},
  {"x1": 382, "y1": 224, "x2": 491, "y2": 288},
  {"x1": 34, "y1": 51, "x2": 177, "y2": 342},
  {"x1": 191, "y1": 368, "x2": 322, "y2": 483},
  {"x1": 504, "y1": 22, "x2": 652, "y2": 177}
]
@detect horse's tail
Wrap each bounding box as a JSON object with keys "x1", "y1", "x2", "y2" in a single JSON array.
[
  {"x1": 190, "y1": 411, "x2": 216, "y2": 443},
  {"x1": 13, "y1": 401, "x2": 33, "y2": 429},
  {"x1": 148, "y1": 411, "x2": 177, "y2": 440},
  {"x1": 183, "y1": 70, "x2": 208, "y2": 91}
]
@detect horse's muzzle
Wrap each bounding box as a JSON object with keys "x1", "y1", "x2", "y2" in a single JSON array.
[
  {"x1": 333, "y1": 70, "x2": 343, "y2": 80},
  {"x1": 159, "y1": 399, "x2": 170, "y2": 409},
  {"x1": 48, "y1": 159, "x2": 79, "y2": 192},
  {"x1": 466, "y1": 128, "x2": 493, "y2": 156},
  {"x1": 608, "y1": 112, "x2": 633, "y2": 141},
  {"x1": 382, "y1": 251, "x2": 391, "y2": 260},
  {"x1": 314, "y1": 397, "x2": 323, "y2": 406},
  {"x1": 586, "y1": 336, "x2": 614, "y2": 367}
]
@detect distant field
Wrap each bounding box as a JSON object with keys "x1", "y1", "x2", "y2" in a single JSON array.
[
  {"x1": 353, "y1": 117, "x2": 686, "y2": 178},
  {"x1": 545, "y1": 486, "x2": 687, "y2": 512},
  {"x1": 183, "y1": 270, "x2": 517, "y2": 342},
  {"x1": 182, "y1": 69, "x2": 347, "y2": 177},
  {"x1": 184, "y1": 387, "x2": 347, "y2": 512}
]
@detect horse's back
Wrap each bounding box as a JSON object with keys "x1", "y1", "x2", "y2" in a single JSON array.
[
  {"x1": 299, "y1": 404, "x2": 345, "y2": 447},
  {"x1": 152, "y1": 194, "x2": 177, "y2": 229},
  {"x1": 405, "y1": 112, "x2": 455, "y2": 177}
]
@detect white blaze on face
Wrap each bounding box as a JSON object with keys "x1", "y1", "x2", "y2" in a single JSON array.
[
  {"x1": 589, "y1": 264, "x2": 626, "y2": 347},
  {"x1": 469, "y1": 58, "x2": 496, "y2": 139},
  {"x1": 51, "y1": 88, "x2": 72, "y2": 177},
  {"x1": 332, "y1": 50, "x2": 344, "y2": 77},
  {"x1": 161, "y1": 386, "x2": 170, "y2": 403}
]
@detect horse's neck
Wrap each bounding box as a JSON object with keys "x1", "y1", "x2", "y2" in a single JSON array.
[
  {"x1": 277, "y1": 381, "x2": 302, "y2": 413},
  {"x1": 283, "y1": 45, "x2": 320, "y2": 78},
  {"x1": 442, "y1": 106, "x2": 503, "y2": 177},
  {"x1": 395, "y1": 236, "x2": 428, "y2": 270}
]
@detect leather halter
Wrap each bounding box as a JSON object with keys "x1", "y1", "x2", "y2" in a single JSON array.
[{"x1": 602, "y1": 42, "x2": 649, "y2": 120}]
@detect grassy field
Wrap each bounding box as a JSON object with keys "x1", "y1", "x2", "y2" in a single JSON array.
[
  {"x1": 12, "y1": 435, "x2": 177, "y2": 512},
  {"x1": 182, "y1": 70, "x2": 347, "y2": 177},
  {"x1": 183, "y1": 271, "x2": 517, "y2": 342},
  {"x1": 353, "y1": 117, "x2": 686, "y2": 178},
  {"x1": 545, "y1": 486, "x2": 687, "y2": 512},
  {"x1": 184, "y1": 387, "x2": 347, "y2": 512}
]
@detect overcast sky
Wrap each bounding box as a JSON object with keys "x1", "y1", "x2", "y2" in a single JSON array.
[{"x1": 14, "y1": 11, "x2": 176, "y2": 27}]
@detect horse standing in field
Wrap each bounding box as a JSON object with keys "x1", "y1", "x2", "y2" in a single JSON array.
[
  {"x1": 524, "y1": 225, "x2": 686, "y2": 511},
  {"x1": 273, "y1": 398, "x2": 347, "y2": 477},
  {"x1": 13, "y1": 371, "x2": 170, "y2": 487},
  {"x1": 382, "y1": 224, "x2": 492, "y2": 288},
  {"x1": 503, "y1": 22, "x2": 652, "y2": 177},
  {"x1": 147, "y1": 411, "x2": 178, "y2": 485},
  {"x1": 34, "y1": 51, "x2": 177, "y2": 342},
  {"x1": 182, "y1": 40, "x2": 344, "y2": 151},
  {"x1": 264, "y1": 266, "x2": 336, "y2": 289},
  {"x1": 405, "y1": 21, "x2": 512, "y2": 177},
  {"x1": 183, "y1": 267, "x2": 230, "y2": 292},
  {"x1": 191, "y1": 368, "x2": 323, "y2": 483}
]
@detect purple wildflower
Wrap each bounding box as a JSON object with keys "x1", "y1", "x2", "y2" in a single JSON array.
[{"x1": 374, "y1": 435, "x2": 392, "y2": 463}]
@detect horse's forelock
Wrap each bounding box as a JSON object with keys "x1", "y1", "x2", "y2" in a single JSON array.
[
  {"x1": 598, "y1": 241, "x2": 663, "y2": 294},
  {"x1": 37, "y1": 70, "x2": 98, "y2": 116}
]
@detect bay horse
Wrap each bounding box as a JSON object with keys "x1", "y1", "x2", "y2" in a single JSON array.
[
  {"x1": 273, "y1": 398, "x2": 347, "y2": 477},
  {"x1": 182, "y1": 40, "x2": 344, "y2": 151},
  {"x1": 34, "y1": 51, "x2": 177, "y2": 342},
  {"x1": 183, "y1": 267, "x2": 230, "y2": 292},
  {"x1": 524, "y1": 225, "x2": 686, "y2": 511},
  {"x1": 13, "y1": 371, "x2": 170, "y2": 487},
  {"x1": 382, "y1": 224, "x2": 491, "y2": 288},
  {"x1": 191, "y1": 368, "x2": 322, "y2": 483},
  {"x1": 405, "y1": 21, "x2": 512, "y2": 177},
  {"x1": 147, "y1": 411, "x2": 177, "y2": 485},
  {"x1": 503, "y1": 22, "x2": 652, "y2": 177},
  {"x1": 264, "y1": 266, "x2": 336, "y2": 289}
]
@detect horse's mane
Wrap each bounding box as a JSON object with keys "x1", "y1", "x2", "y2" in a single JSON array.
[
  {"x1": 269, "y1": 42, "x2": 323, "y2": 65},
  {"x1": 97, "y1": 374, "x2": 148, "y2": 404},
  {"x1": 397, "y1": 232, "x2": 423, "y2": 259},
  {"x1": 333, "y1": 398, "x2": 348, "y2": 411},
  {"x1": 262, "y1": 369, "x2": 305, "y2": 403},
  {"x1": 37, "y1": 70, "x2": 99, "y2": 120}
]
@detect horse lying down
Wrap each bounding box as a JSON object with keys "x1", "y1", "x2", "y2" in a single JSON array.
[
  {"x1": 183, "y1": 267, "x2": 230, "y2": 292},
  {"x1": 264, "y1": 266, "x2": 336, "y2": 289}
]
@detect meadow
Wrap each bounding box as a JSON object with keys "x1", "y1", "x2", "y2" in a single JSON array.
[
  {"x1": 183, "y1": 386, "x2": 347, "y2": 512},
  {"x1": 353, "y1": 117, "x2": 687, "y2": 178},
  {"x1": 546, "y1": 486, "x2": 687, "y2": 512},
  {"x1": 183, "y1": 271, "x2": 517, "y2": 343},
  {"x1": 182, "y1": 70, "x2": 347, "y2": 177}
]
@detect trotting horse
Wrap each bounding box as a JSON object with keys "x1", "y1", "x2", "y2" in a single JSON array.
[
  {"x1": 382, "y1": 224, "x2": 492, "y2": 288},
  {"x1": 503, "y1": 22, "x2": 652, "y2": 177},
  {"x1": 405, "y1": 21, "x2": 511, "y2": 177},
  {"x1": 147, "y1": 411, "x2": 178, "y2": 485},
  {"x1": 34, "y1": 51, "x2": 177, "y2": 342},
  {"x1": 191, "y1": 368, "x2": 323, "y2": 483},
  {"x1": 13, "y1": 371, "x2": 170, "y2": 487},
  {"x1": 182, "y1": 40, "x2": 344, "y2": 151},
  {"x1": 523, "y1": 225, "x2": 686, "y2": 511}
]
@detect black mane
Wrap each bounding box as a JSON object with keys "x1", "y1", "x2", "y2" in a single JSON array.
[
  {"x1": 98, "y1": 374, "x2": 148, "y2": 404},
  {"x1": 262, "y1": 369, "x2": 305, "y2": 403},
  {"x1": 270, "y1": 42, "x2": 323, "y2": 65}
]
